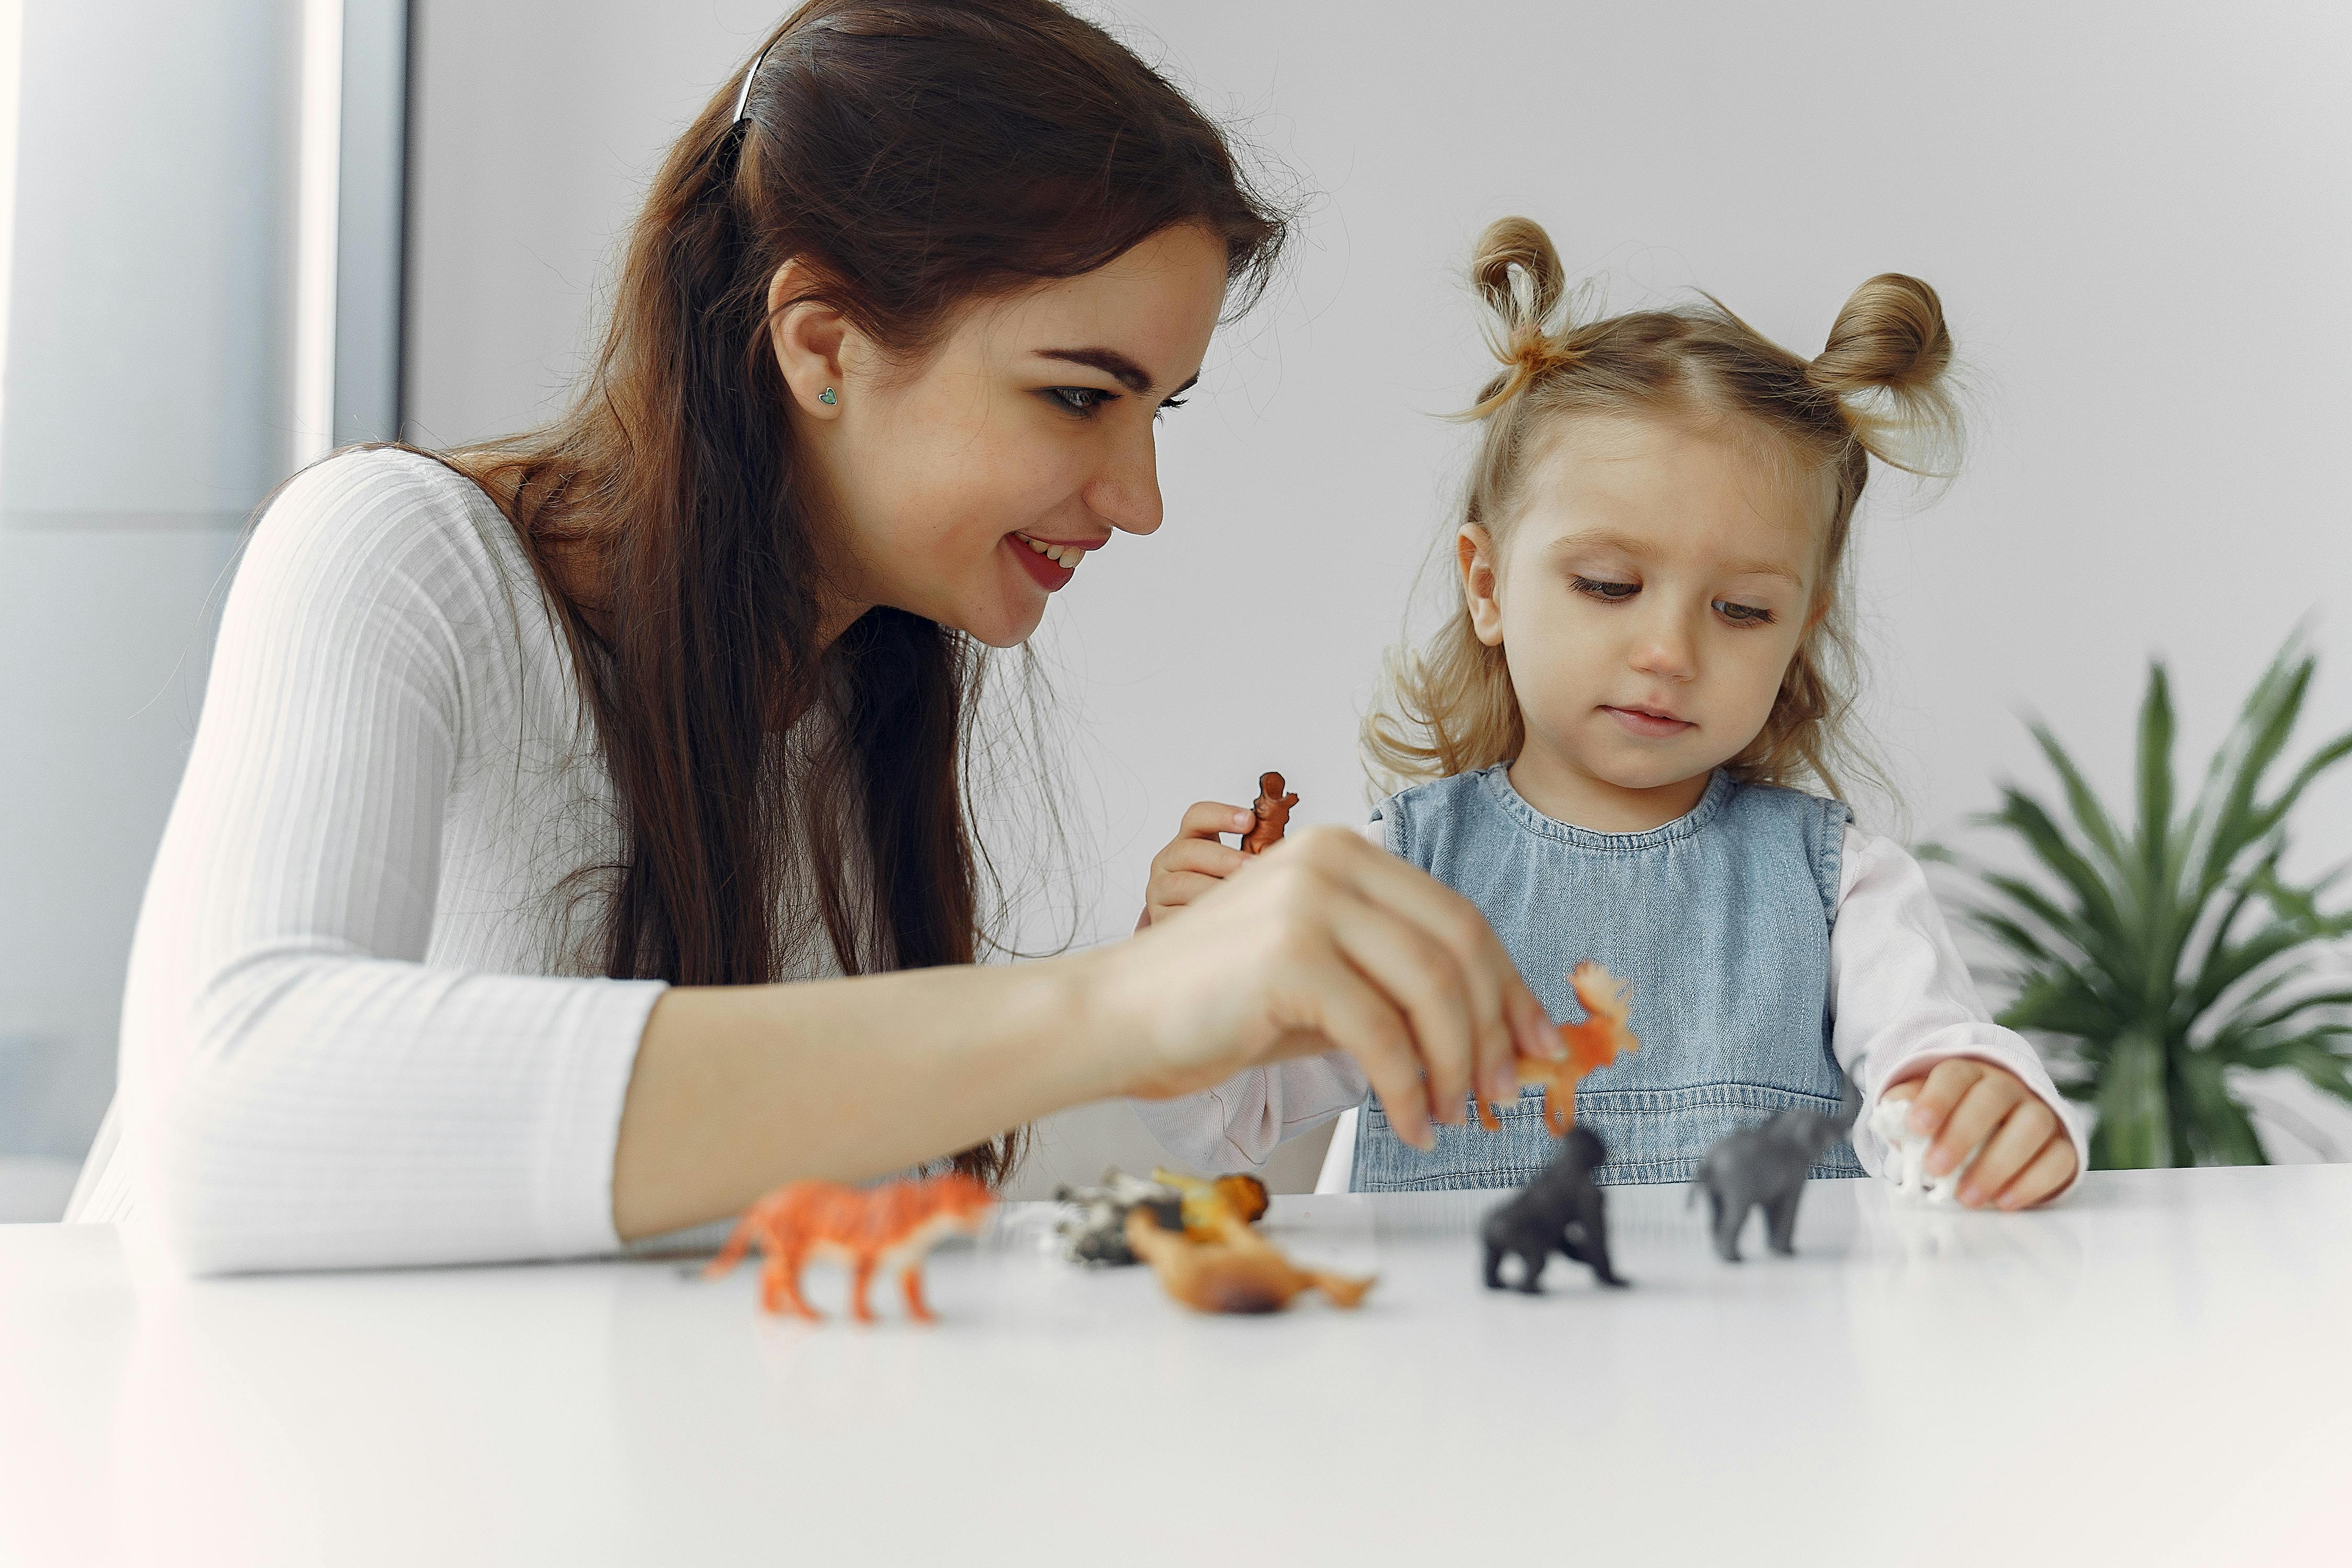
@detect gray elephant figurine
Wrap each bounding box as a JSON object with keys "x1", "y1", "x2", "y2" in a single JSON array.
[
  {"x1": 1481, "y1": 1127, "x2": 1627, "y2": 1291},
  {"x1": 1688, "y1": 1082, "x2": 1861, "y2": 1262}
]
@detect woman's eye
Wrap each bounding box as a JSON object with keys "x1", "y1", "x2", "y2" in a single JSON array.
[
  {"x1": 1045, "y1": 386, "x2": 1113, "y2": 416},
  {"x1": 1571, "y1": 574, "x2": 1639, "y2": 602},
  {"x1": 1714, "y1": 599, "x2": 1775, "y2": 626},
  {"x1": 1154, "y1": 395, "x2": 1188, "y2": 421}
]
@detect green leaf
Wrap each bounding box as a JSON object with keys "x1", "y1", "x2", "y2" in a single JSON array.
[
  {"x1": 2178, "y1": 1050, "x2": 2266, "y2": 1165},
  {"x1": 1988, "y1": 791, "x2": 2131, "y2": 953},
  {"x1": 2092, "y1": 1028, "x2": 2171, "y2": 1169},
  {"x1": 2234, "y1": 987, "x2": 2352, "y2": 1039},
  {"x1": 2135, "y1": 663, "x2": 2178, "y2": 898},
  {"x1": 2030, "y1": 722, "x2": 2130, "y2": 878}
]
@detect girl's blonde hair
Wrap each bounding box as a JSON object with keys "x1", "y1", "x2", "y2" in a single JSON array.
[{"x1": 1363, "y1": 216, "x2": 1961, "y2": 805}]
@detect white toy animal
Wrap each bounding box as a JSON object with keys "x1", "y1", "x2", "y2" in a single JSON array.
[{"x1": 1870, "y1": 1095, "x2": 1975, "y2": 1204}]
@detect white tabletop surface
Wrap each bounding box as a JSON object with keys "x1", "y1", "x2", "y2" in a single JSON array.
[{"x1": 4, "y1": 1165, "x2": 2348, "y2": 1567}]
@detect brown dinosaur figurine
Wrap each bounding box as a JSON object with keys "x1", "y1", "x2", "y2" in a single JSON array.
[{"x1": 1240, "y1": 771, "x2": 1299, "y2": 855}]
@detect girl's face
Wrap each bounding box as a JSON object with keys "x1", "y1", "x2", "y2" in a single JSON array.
[
  {"x1": 773, "y1": 224, "x2": 1230, "y2": 648},
  {"x1": 1460, "y1": 412, "x2": 1823, "y2": 825}
]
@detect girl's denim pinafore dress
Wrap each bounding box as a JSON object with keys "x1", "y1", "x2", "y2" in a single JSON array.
[{"x1": 1351, "y1": 765, "x2": 1863, "y2": 1191}]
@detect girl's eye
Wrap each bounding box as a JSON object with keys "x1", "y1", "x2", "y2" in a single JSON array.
[
  {"x1": 1045, "y1": 386, "x2": 1114, "y2": 416},
  {"x1": 1714, "y1": 599, "x2": 1776, "y2": 627},
  {"x1": 1571, "y1": 574, "x2": 1639, "y2": 602}
]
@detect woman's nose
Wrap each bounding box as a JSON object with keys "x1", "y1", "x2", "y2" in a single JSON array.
[{"x1": 1085, "y1": 427, "x2": 1165, "y2": 536}]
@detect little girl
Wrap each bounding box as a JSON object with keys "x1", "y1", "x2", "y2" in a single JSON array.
[{"x1": 1137, "y1": 216, "x2": 2085, "y2": 1209}]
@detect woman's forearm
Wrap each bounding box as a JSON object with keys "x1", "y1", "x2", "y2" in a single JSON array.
[{"x1": 610, "y1": 955, "x2": 1121, "y2": 1239}]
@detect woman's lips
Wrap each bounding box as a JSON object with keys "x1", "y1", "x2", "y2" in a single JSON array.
[
  {"x1": 1006, "y1": 534, "x2": 1077, "y2": 592},
  {"x1": 1603, "y1": 705, "x2": 1694, "y2": 739}
]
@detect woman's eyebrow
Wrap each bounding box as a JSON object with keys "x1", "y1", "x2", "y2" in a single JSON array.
[{"x1": 1036, "y1": 347, "x2": 1198, "y2": 399}]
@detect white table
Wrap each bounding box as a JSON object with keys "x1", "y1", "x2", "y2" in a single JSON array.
[{"x1": 4, "y1": 1166, "x2": 2348, "y2": 1566}]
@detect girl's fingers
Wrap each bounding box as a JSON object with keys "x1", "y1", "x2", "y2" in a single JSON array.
[
  {"x1": 1993, "y1": 1136, "x2": 2079, "y2": 1210},
  {"x1": 1898, "y1": 1057, "x2": 1983, "y2": 1139},
  {"x1": 1927, "y1": 1071, "x2": 2026, "y2": 1178},
  {"x1": 1956, "y1": 1096, "x2": 2057, "y2": 1206},
  {"x1": 1153, "y1": 838, "x2": 1251, "y2": 882},
  {"x1": 1323, "y1": 892, "x2": 1478, "y2": 1125},
  {"x1": 1147, "y1": 871, "x2": 1226, "y2": 914},
  {"x1": 1176, "y1": 800, "x2": 1255, "y2": 843}
]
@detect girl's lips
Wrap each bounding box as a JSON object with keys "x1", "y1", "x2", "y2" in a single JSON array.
[
  {"x1": 1603, "y1": 705, "x2": 1694, "y2": 739},
  {"x1": 1006, "y1": 534, "x2": 1076, "y2": 592}
]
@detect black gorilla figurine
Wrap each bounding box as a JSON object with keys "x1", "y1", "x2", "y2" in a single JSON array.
[{"x1": 1480, "y1": 1127, "x2": 1627, "y2": 1292}]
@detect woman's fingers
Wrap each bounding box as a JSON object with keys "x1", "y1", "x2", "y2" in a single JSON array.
[
  {"x1": 1322, "y1": 893, "x2": 1477, "y2": 1126},
  {"x1": 1282, "y1": 827, "x2": 1552, "y2": 1091},
  {"x1": 1279, "y1": 949, "x2": 1435, "y2": 1150},
  {"x1": 1956, "y1": 1095, "x2": 2056, "y2": 1206},
  {"x1": 1993, "y1": 1136, "x2": 2078, "y2": 1210}
]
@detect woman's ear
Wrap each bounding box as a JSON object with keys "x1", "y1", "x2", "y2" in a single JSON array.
[
  {"x1": 1458, "y1": 526, "x2": 1505, "y2": 647},
  {"x1": 766, "y1": 261, "x2": 853, "y2": 419}
]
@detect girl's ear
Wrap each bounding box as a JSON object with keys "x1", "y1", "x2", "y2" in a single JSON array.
[
  {"x1": 1458, "y1": 526, "x2": 1505, "y2": 647},
  {"x1": 766, "y1": 261, "x2": 856, "y2": 420}
]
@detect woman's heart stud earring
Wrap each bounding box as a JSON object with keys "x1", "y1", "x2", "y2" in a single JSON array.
[{"x1": 819, "y1": 387, "x2": 838, "y2": 406}]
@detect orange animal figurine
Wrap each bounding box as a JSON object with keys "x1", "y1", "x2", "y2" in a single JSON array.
[
  {"x1": 1480, "y1": 960, "x2": 1639, "y2": 1134},
  {"x1": 704, "y1": 1173, "x2": 996, "y2": 1324},
  {"x1": 1151, "y1": 1168, "x2": 1271, "y2": 1233},
  {"x1": 1240, "y1": 771, "x2": 1299, "y2": 855},
  {"x1": 1124, "y1": 1206, "x2": 1374, "y2": 1315}
]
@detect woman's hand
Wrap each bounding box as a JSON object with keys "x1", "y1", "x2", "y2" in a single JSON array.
[
  {"x1": 1085, "y1": 824, "x2": 1564, "y2": 1151},
  {"x1": 1882, "y1": 1059, "x2": 2078, "y2": 1209},
  {"x1": 1137, "y1": 800, "x2": 1255, "y2": 929}
]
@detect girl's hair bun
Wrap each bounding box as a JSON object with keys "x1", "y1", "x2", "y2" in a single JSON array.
[
  {"x1": 1471, "y1": 215, "x2": 1567, "y2": 356},
  {"x1": 1810, "y1": 273, "x2": 1961, "y2": 475},
  {"x1": 1811, "y1": 274, "x2": 1951, "y2": 397}
]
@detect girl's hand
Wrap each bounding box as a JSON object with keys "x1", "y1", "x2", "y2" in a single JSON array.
[
  {"x1": 1086, "y1": 824, "x2": 1565, "y2": 1150},
  {"x1": 1882, "y1": 1059, "x2": 2078, "y2": 1209},
  {"x1": 1137, "y1": 800, "x2": 1256, "y2": 929}
]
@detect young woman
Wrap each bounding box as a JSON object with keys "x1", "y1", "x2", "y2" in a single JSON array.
[{"x1": 77, "y1": 0, "x2": 1563, "y2": 1273}]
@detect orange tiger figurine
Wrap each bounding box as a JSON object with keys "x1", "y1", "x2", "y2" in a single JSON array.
[
  {"x1": 1480, "y1": 960, "x2": 1639, "y2": 1135},
  {"x1": 704, "y1": 1173, "x2": 996, "y2": 1324}
]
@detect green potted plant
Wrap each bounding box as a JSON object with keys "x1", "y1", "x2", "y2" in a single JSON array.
[{"x1": 1922, "y1": 639, "x2": 2352, "y2": 1168}]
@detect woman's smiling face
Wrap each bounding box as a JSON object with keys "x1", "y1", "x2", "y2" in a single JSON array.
[
  {"x1": 772, "y1": 223, "x2": 1230, "y2": 648},
  {"x1": 1461, "y1": 412, "x2": 1826, "y2": 825}
]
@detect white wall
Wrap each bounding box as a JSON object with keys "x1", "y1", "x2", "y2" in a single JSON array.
[
  {"x1": 405, "y1": 0, "x2": 2352, "y2": 1184},
  {"x1": 0, "y1": 2, "x2": 299, "y2": 1169}
]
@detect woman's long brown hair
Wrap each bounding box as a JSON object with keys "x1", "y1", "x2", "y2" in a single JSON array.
[{"x1": 446, "y1": 0, "x2": 1287, "y2": 1183}]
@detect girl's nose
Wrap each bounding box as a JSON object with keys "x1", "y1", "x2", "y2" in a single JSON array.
[
  {"x1": 1629, "y1": 609, "x2": 1698, "y2": 682},
  {"x1": 1084, "y1": 427, "x2": 1165, "y2": 536}
]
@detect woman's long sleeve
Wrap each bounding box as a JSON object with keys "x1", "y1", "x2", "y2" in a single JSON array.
[{"x1": 120, "y1": 455, "x2": 664, "y2": 1274}]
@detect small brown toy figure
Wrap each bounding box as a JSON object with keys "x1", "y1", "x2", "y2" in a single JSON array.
[
  {"x1": 1151, "y1": 1167, "x2": 1271, "y2": 1233},
  {"x1": 1124, "y1": 1206, "x2": 1374, "y2": 1315},
  {"x1": 1240, "y1": 771, "x2": 1299, "y2": 855},
  {"x1": 704, "y1": 1173, "x2": 995, "y2": 1323},
  {"x1": 1479, "y1": 960, "x2": 1640, "y2": 1134}
]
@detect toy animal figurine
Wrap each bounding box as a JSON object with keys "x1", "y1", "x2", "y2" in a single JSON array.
[
  {"x1": 1151, "y1": 1167, "x2": 1271, "y2": 1231},
  {"x1": 705, "y1": 1173, "x2": 995, "y2": 1322},
  {"x1": 1688, "y1": 1083, "x2": 1861, "y2": 1262},
  {"x1": 1480, "y1": 1126, "x2": 1627, "y2": 1292},
  {"x1": 1480, "y1": 960, "x2": 1639, "y2": 1133},
  {"x1": 1240, "y1": 771, "x2": 1299, "y2": 855},
  {"x1": 1869, "y1": 1094, "x2": 1971, "y2": 1204},
  {"x1": 1124, "y1": 1206, "x2": 1374, "y2": 1315},
  {"x1": 1054, "y1": 1170, "x2": 1185, "y2": 1266}
]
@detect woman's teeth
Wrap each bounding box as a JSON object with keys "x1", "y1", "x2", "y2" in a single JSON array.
[{"x1": 1018, "y1": 535, "x2": 1084, "y2": 569}]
